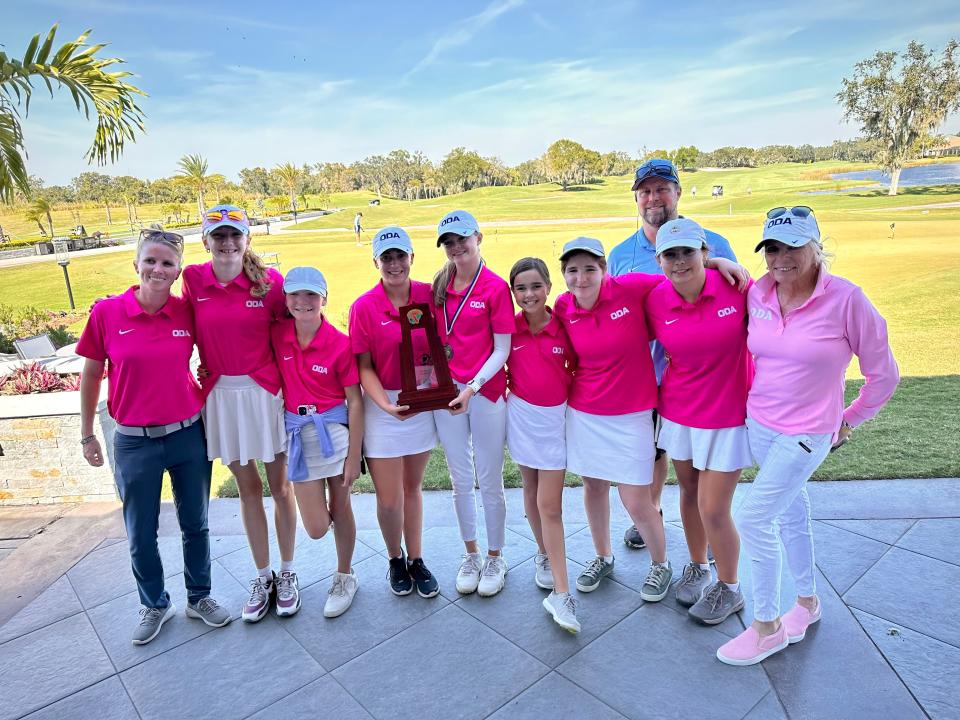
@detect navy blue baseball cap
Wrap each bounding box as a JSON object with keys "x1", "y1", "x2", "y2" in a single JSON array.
[{"x1": 632, "y1": 158, "x2": 681, "y2": 190}]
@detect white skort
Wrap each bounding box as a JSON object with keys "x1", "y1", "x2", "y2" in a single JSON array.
[
  {"x1": 656, "y1": 417, "x2": 752, "y2": 472},
  {"x1": 565, "y1": 407, "x2": 655, "y2": 485},
  {"x1": 202, "y1": 374, "x2": 285, "y2": 465},
  {"x1": 506, "y1": 394, "x2": 566, "y2": 470},
  {"x1": 362, "y1": 389, "x2": 438, "y2": 458},
  {"x1": 291, "y1": 420, "x2": 350, "y2": 482}
]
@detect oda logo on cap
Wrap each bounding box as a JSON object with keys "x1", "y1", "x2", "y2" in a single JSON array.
[
  {"x1": 670, "y1": 225, "x2": 681, "y2": 234},
  {"x1": 440, "y1": 215, "x2": 461, "y2": 227},
  {"x1": 767, "y1": 217, "x2": 793, "y2": 228},
  {"x1": 379, "y1": 231, "x2": 400, "y2": 241}
]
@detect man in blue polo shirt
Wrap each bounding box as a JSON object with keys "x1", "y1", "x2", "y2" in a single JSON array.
[{"x1": 609, "y1": 158, "x2": 737, "y2": 552}]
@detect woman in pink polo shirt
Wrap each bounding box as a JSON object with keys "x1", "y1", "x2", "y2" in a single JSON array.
[
  {"x1": 349, "y1": 226, "x2": 440, "y2": 599},
  {"x1": 182, "y1": 205, "x2": 299, "y2": 623},
  {"x1": 273, "y1": 266, "x2": 364, "y2": 618},
  {"x1": 506, "y1": 257, "x2": 579, "y2": 633},
  {"x1": 555, "y1": 236, "x2": 746, "y2": 602},
  {"x1": 431, "y1": 209, "x2": 514, "y2": 598},
  {"x1": 78, "y1": 230, "x2": 230, "y2": 646},
  {"x1": 717, "y1": 207, "x2": 898, "y2": 666},
  {"x1": 645, "y1": 218, "x2": 754, "y2": 627}
]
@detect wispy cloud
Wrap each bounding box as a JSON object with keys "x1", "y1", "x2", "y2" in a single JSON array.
[{"x1": 403, "y1": 0, "x2": 525, "y2": 81}]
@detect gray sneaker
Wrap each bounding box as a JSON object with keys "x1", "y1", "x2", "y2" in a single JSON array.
[
  {"x1": 689, "y1": 581, "x2": 745, "y2": 625},
  {"x1": 674, "y1": 562, "x2": 713, "y2": 607},
  {"x1": 534, "y1": 553, "x2": 554, "y2": 590},
  {"x1": 543, "y1": 591, "x2": 581, "y2": 634},
  {"x1": 623, "y1": 524, "x2": 646, "y2": 549},
  {"x1": 186, "y1": 596, "x2": 231, "y2": 627},
  {"x1": 576, "y1": 556, "x2": 614, "y2": 592},
  {"x1": 132, "y1": 603, "x2": 175, "y2": 645},
  {"x1": 641, "y1": 562, "x2": 673, "y2": 602}
]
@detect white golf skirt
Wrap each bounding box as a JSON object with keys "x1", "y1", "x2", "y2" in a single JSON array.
[
  {"x1": 656, "y1": 417, "x2": 752, "y2": 472},
  {"x1": 565, "y1": 406, "x2": 655, "y2": 485},
  {"x1": 362, "y1": 389, "x2": 438, "y2": 459},
  {"x1": 203, "y1": 374, "x2": 286, "y2": 465},
  {"x1": 506, "y1": 394, "x2": 566, "y2": 471}
]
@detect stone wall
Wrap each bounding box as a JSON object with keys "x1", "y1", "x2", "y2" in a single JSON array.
[{"x1": 0, "y1": 391, "x2": 117, "y2": 506}]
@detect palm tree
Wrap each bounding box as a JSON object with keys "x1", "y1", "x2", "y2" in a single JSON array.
[
  {"x1": 0, "y1": 25, "x2": 146, "y2": 204},
  {"x1": 176, "y1": 154, "x2": 211, "y2": 219},
  {"x1": 22, "y1": 197, "x2": 54, "y2": 237},
  {"x1": 272, "y1": 163, "x2": 305, "y2": 221}
]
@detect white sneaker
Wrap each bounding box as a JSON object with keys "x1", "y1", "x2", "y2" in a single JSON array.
[
  {"x1": 542, "y1": 591, "x2": 581, "y2": 634},
  {"x1": 456, "y1": 552, "x2": 484, "y2": 594},
  {"x1": 534, "y1": 553, "x2": 554, "y2": 590},
  {"x1": 477, "y1": 555, "x2": 508, "y2": 597},
  {"x1": 323, "y1": 570, "x2": 359, "y2": 618}
]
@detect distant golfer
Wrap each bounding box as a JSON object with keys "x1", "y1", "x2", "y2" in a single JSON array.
[{"x1": 354, "y1": 212, "x2": 363, "y2": 246}]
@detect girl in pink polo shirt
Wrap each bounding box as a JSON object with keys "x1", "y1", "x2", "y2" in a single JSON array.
[
  {"x1": 717, "y1": 207, "x2": 898, "y2": 667},
  {"x1": 555, "y1": 236, "x2": 747, "y2": 603},
  {"x1": 78, "y1": 230, "x2": 230, "y2": 645},
  {"x1": 506, "y1": 257, "x2": 579, "y2": 633},
  {"x1": 273, "y1": 266, "x2": 364, "y2": 619},
  {"x1": 349, "y1": 226, "x2": 440, "y2": 599},
  {"x1": 431, "y1": 210, "x2": 514, "y2": 598},
  {"x1": 182, "y1": 205, "x2": 299, "y2": 623},
  {"x1": 645, "y1": 218, "x2": 754, "y2": 627}
]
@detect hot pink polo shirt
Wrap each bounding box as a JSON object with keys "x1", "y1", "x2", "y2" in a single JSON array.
[
  {"x1": 436, "y1": 264, "x2": 515, "y2": 402},
  {"x1": 77, "y1": 286, "x2": 203, "y2": 426},
  {"x1": 349, "y1": 280, "x2": 434, "y2": 391},
  {"x1": 747, "y1": 268, "x2": 899, "y2": 436},
  {"x1": 645, "y1": 269, "x2": 754, "y2": 429},
  {"x1": 271, "y1": 317, "x2": 360, "y2": 414},
  {"x1": 507, "y1": 310, "x2": 575, "y2": 407},
  {"x1": 181, "y1": 262, "x2": 286, "y2": 398},
  {"x1": 554, "y1": 273, "x2": 665, "y2": 415}
]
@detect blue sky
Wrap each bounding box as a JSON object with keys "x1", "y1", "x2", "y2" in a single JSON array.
[{"x1": 6, "y1": 0, "x2": 960, "y2": 184}]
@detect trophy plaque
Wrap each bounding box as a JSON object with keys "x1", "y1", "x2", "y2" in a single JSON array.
[{"x1": 397, "y1": 303, "x2": 459, "y2": 415}]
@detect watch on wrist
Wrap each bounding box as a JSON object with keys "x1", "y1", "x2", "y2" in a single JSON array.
[{"x1": 467, "y1": 379, "x2": 483, "y2": 394}]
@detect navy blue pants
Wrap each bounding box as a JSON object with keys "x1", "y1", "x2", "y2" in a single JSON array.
[{"x1": 113, "y1": 421, "x2": 213, "y2": 608}]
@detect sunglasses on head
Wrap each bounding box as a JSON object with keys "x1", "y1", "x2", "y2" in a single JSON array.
[
  {"x1": 139, "y1": 229, "x2": 184, "y2": 244},
  {"x1": 766, "y1": 206, "x2": 813, "y2": 219},
  {"x1": 635, "y1": 160, "x2": 677, "y2": 181},
  {"x1": 204, "y1": 209, "x2": 247, "y2": 223}
]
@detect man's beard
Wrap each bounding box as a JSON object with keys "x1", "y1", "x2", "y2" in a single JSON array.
[{"x1": 643, "y1": 206, "x2": 673, "y2": 228}]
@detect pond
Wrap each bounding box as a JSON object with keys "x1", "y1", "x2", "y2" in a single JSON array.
[{"x1": 830, "y1": 162, "x2": 960, "y2": 187}]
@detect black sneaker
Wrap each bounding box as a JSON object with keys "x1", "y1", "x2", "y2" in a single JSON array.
[
  {"x1": 408, "y1": 557, "x2": 440, "y2": 598},
  {"x1": 387, "y1": 554, "x2": 413, "y2": 596},
  {"x1": 624, "y1": 509, "x2": 663, "y2": 550}
]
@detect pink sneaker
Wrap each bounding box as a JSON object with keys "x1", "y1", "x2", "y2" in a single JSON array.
[
  {"x1": 717, "y1": 624, "x2": 789, "y2": 666},
  {"x1": 782, "y1": 599, "x2": 821, "y2": 644}
]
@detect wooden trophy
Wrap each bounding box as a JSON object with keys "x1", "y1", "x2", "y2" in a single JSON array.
[{"x1": 397, "y1": 303, "x2": 459, "y2": 415}]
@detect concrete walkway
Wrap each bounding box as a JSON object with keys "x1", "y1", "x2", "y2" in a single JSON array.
[{"x1": 1, "y1": 478, "x2": 958, "y2": 719}]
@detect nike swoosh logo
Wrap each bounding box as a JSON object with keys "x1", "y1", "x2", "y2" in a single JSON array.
[
  {"x1": 119, "y1": 329, "x2": 134, "y2": 335},
  {"x1": 665, "y1": 319, "x2": 679, "y2": 325},
  {"x1": 381, "y1": 320, "x2": 392, "y2": 326},
  {"x1": 283, "y1": 355, "x2": 293, "y2": 361},
  {"x1": 512, "y1": 345, "x2": 525, "y2": 351},
  {"x1": 568, "y1": 318, "x2": 580, "y2": 324},
  {"x1": 196, "y1": 297, "x2": 210, "y2": 302}
]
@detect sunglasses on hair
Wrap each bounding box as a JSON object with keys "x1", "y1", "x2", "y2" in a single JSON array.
[
  {"x1": 766, "y1": 206, "x2": 813, "y2": 219},
  {"x1": 139, "y1": 229, "x2": 184, "y2": 244},
  {"x1": 204, "y1": 209, "x2": 247, "y2": 223}
]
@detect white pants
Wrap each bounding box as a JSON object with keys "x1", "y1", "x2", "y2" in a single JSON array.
[
  {"x1": 737, "y1": 417, "x2": 832, "y2": 622},
  {"x1": 433, "y1": 385, "x2": 507, "y2": 550}
]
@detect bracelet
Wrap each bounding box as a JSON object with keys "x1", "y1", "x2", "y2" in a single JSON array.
[{"x1": 80, "y1": 435, "x2": 97, "y2": 446}]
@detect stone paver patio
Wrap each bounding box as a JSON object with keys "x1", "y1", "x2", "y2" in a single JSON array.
[{"x1": 1, "y1": 478, "x2": 958, "y2": 720}]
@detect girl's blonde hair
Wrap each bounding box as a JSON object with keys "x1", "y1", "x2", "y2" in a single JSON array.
[
  {"x1": 432, "y1": 261, "x2": 455, "y2": 307},
  {"x1": 241, "y1": 247, "x2": 273, "y2": 298}
]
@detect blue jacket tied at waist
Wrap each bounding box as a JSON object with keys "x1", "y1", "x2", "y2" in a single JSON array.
[{"x1": 284, "y1": 403, "x2": 349, "y2": 481}]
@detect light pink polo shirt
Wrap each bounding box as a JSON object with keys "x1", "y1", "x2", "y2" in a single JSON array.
[
  {"x1": 554, "y1": 273, "x2": 665, "y2": 415},
  {"x1": 436, "y1": 264, "x2": 515, "y2": 402},
  {"x1": 507, "y1": 310, "x2": 575, "y2": 407},
  {"x1": 77, "y1": 286, "x2": 203, "y2": 426},
  {"x1": 645, "y1": 269, "x2": 754, "y2": 429},
  {"x1": 747, "y1": 267, "x2": 899, "y2": 435},
  {"x1": 181, "y1": 262, "x2": 285, "y2": 397},
  {"x1": 272, "y1": 317, "x2": 359, "y2": 414},
  {"x1": 349, "y1": 280, "x2": 434, "y2": 391}
]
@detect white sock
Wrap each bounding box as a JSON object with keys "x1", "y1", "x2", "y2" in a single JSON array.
[
  {"x1": 257, "y1": 565, "x2": 273, "y2": 580},
  {"x1": 698, "y1": 563, "x2": 711, "y2": 571},
  {"x1": 726, "y1": 582, "x2": 740, "y2": 592},
  {"x1": 280, "y1": 560, "x2": 294, "y2": 573},
  {"x1": 602, "y1": 555, "x2": 614, "y2": 563}
]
